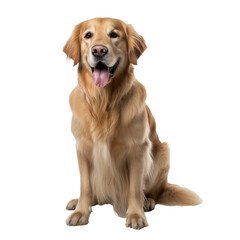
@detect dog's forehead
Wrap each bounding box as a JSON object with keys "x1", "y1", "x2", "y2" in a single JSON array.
[{"x1": 84, "y1": 18, "x2": 124, "y2": 32}]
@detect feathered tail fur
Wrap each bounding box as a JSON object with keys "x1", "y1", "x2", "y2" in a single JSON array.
[{"x1": 157, "y1": 183, "x2": 202, "y2": 206}]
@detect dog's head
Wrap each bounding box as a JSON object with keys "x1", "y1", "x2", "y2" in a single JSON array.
[{"x1": 63, "y1": 18, "x2": 147, "y2": 88}]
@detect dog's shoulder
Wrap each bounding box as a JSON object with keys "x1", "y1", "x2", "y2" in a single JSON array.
[
  {"x1": 120, "y1": 80, "x2": 147, "y2": 125},
  {"x1": 69, "y1": 85, "x2": 87, "y2": 116}
]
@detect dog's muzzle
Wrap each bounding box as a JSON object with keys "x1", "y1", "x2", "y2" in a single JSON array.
[{"x1": 91, "y1": 59, "x2": 120, "y2": 88}]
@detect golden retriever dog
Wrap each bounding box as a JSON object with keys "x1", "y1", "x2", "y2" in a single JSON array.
[{"x1": 63, "y1": 17, "x2": 202, "y2": 229}]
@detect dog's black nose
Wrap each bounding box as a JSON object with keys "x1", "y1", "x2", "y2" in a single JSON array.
[{"x1": 92, "y1": 45, "x2": 108, "y2": 57}]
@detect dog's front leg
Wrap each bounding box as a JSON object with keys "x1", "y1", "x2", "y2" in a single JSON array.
[
  {"x1": 66, "y1": 149, "x2": 92, "y2": 226},
  {"x1": 126, "y1": 145, "x2": 148, "y2": 230}
]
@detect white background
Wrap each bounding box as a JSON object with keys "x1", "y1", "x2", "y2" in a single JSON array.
[{"x1": 0, "y1": 0, "x2": 240, "y2": 239}]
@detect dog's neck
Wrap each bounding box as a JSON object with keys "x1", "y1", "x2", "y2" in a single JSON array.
[
  {"x1": 78, "y1": 64, "x2": 135, "y2": 113},
  {"x1": 75, "y1": 64, "x2": 135, "y2": 140}
]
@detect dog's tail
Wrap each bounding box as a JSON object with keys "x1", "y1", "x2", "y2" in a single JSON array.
[{"x1": 157, "y1": 183, "x2": 202, "y2": 206}]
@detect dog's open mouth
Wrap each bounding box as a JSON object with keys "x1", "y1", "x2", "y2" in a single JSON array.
[{"x1": 91, "y1": 59, "x2": 120, "y2": 88}]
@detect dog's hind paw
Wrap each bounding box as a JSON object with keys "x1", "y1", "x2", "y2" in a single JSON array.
[
  {"x1": 144, "y1": 198, "x2": 155, "y2": 212},
  {"x1": 66, "y1": 199, "x2": 78, "y2": 210}
]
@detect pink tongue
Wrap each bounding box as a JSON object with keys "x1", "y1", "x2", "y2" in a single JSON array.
[{"x1": 93, "y1": 69, "x2": 109, "y2": 87}]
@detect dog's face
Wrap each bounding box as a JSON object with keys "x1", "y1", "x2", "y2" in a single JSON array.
[{"x1": 64, "y1": 18, "x2": 147, "y2": 88}]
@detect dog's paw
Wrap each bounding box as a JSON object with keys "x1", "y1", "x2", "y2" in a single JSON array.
[
  {"x1": 66, "y1": 211, "x2": 89, "y2": 226},
  {"x1": 126, "y1": 213, "x2": 148, "y2": 230},
  {"x1": 66, "y1": 199, "x2": 78, "y2": 210},
  {"x1": 144, "y1": 198, "x2": 155, "y2": 212}
]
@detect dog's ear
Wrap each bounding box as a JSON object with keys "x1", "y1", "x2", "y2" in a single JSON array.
[
  {"x1": 63, "y1": 24, "x2": 81, "y2": 66},
  {"x1": 126, "y1": 24, "x2": 147, "y2": 65}
]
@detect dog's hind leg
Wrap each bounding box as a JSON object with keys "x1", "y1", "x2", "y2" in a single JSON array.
[
  {"x1": 146, "y1": 141, "x2": 202, "y2": 206},
  {"x1": 145, "y1": 142, "x2": 170, "y2": 202}
]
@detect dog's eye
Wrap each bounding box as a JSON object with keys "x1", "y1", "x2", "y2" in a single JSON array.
[
  {"x1": 109, "y1": 32, "x2": 119, "y2": 38},
  {"x1": 85, "y1": 32, "x2": 93, "y2": 39}
]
